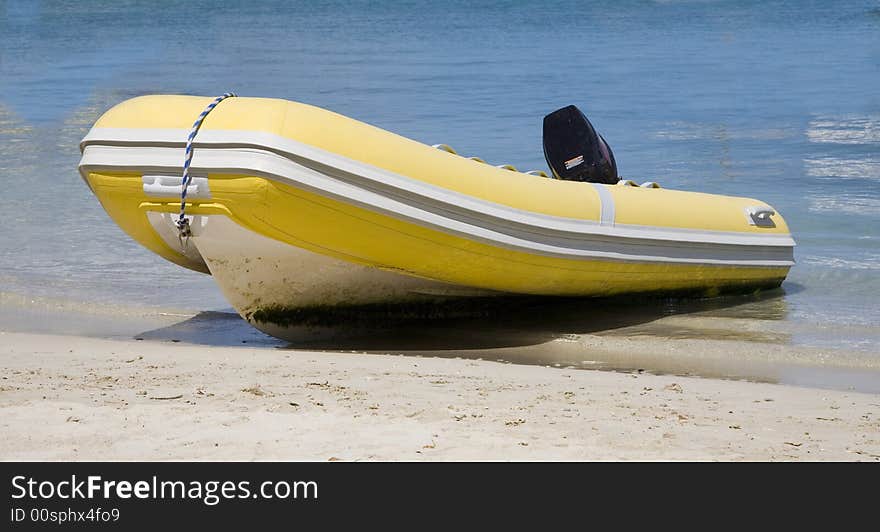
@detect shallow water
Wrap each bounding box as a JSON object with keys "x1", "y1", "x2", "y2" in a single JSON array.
[{"x1": 1, "y1": 1, "x2": 878, "y2": 374}]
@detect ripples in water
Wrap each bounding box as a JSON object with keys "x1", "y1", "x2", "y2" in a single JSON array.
[
  {"x1": 807, "y1": 115, "x2": 880, "y2": 145},
  {"x1": 808, "y1": 193, "x2": 880, "y2": 216},
  {"x1": 804, "y1": 157, "x2": 880, "y2": 179}
]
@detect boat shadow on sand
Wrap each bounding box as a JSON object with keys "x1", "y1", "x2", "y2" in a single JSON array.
[
  {"x1": 136, "y1": 282, "x2": 880, "y2": 394},
  {"x1": 136, "y1": 285, "x2": 799, "y2": 354}
]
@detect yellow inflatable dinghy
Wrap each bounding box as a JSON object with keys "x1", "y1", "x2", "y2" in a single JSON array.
[{"x1": 79, "y1": 95, "x2": 795, "y2": 336}]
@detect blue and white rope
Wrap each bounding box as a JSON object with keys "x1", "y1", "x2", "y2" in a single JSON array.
[{"x1": 176, "y1": 92, "x2": 237, "y2": 242}]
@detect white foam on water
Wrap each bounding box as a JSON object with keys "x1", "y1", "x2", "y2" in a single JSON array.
[
  {"x1": 807, "y1": 115, "x2": 880, "y2": 145},
  {"x1": 808, "y1": 194, "x2": 880, "y2": 216},
  {"x1": 804, "y1": 157, "x2": 880, "y2": 179},
  {"x1": 800, "y1": 255, "x2": 880, "y2": 271}
]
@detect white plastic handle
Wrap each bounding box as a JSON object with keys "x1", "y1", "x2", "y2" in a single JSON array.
[
  {"x1": 143, "y1": 182, "x2": 197, "y2": 195},
  {"x1": 142, "y1": 175, "x2": 211, "y2": 199}
]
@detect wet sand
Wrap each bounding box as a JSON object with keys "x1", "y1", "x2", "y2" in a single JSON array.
[
  {"x1": 9, "y1": 288, "x2": 879, "y2": 392},
  {"x1": 1, "y1": 330, "x2": 878, "y2": 461}
]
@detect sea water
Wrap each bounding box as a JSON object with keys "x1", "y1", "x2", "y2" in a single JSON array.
[{"x1": 1, "y1": 1, "x2": 878, "y2": 375}]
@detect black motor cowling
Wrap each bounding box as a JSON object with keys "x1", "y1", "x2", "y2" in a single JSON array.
[{"x1": 542, "y1": 105, "x2": 618, "y2": 184}]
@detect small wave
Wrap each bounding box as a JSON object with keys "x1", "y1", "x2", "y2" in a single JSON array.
[
  {"x1": 807, "y1": 115, "x2": 880, "y2": 145},
  {"x1": 801, "y1": 255, "x2": 880, "y2": 271},
  {"x1": 0, "y1": 289, "x2": 199, "y2": 318},
  {"x1": 0, "y1": 103, "x2": 35, "y2": 137},
  {"x1": 804, "y1": 157, "x2": 880, "y2": 179},
  {"x1": 654, "y1": 121, "x2": 793, "y2": 141},
  {"x1": 808, "y1": 194, "x2": 880, "y2": 216}
]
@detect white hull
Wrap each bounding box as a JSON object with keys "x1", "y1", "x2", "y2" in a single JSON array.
[{"x1": 156, "y1": 213, "x2": 495, "y2": 336}]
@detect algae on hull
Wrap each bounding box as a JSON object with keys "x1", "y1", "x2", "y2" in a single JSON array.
[
  {"x1": 244, "y1": 281, "x2": 785, "y2": 329},
  {"x1": 245, "y1": 298, "x2": 521, "y2": 328}
]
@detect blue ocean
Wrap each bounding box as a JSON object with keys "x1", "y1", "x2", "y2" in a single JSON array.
[{"x1": 1, "y1": 1, "x2": 878, "y2": 383}]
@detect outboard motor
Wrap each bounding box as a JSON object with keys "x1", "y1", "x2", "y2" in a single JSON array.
[{"x1": 543, "y1": 105, "x2": 618, "y2": 184}]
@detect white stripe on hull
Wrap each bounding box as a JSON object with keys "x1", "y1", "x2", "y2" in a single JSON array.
[
  {"x1": 81, "y1": 128, "x2": 796, "y2": 248},
  {"x1": 80, "y1": 143, "x2": 795, "y2": 268}
]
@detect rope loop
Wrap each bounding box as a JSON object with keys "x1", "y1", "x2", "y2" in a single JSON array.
[{"x1": 176, "y1": 92, "x2": 236, "y2": 247}]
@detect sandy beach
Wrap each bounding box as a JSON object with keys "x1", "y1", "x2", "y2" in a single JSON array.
[{"x1": 2, "y1": 330, "x2": 877, "y2": 461}]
